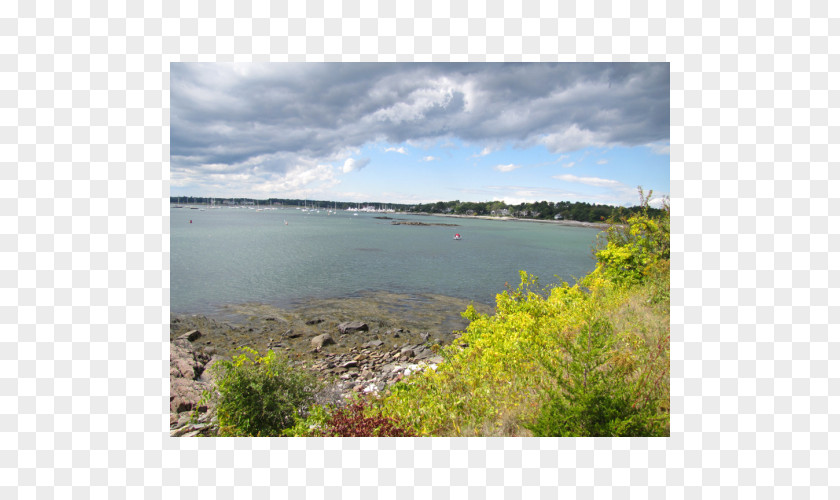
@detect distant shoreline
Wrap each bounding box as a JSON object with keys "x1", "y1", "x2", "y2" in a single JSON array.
[
  {"x1": 172, "y1": 203, "x2": 615, "y2": 229},
  {"x1": 410, "y1": 212, "x2": 613, "y2": 230}
]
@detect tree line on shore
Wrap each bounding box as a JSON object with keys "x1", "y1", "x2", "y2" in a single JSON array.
[
  {"x1": 171, "y1": 196, "x2": 665, "y2": 223},
  {"x1": 406, "y1": 199, "x2": 664, "y2": 223}
]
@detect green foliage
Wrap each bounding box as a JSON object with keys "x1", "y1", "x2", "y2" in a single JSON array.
[
  {"x1": 406, "y1": 198, "x2": 664, "y2": 223},
  {"x1": 281, "y1": 404, "x2": 330, "y2": 437},
  {"x1": 526, "y1": 314, "x2": 669, "y2": 437},
  {"x1": 593, "y1": 188, "x2": 670, "y2": 288},
  {"x1": 379, "y1": 273, "x2": 593, "y2": 436},
  {"x1": 206, "y1": 347, "x2": 319, "y2": 437},
  {"x1": 378, "y1": 189, "x2": 670, "y2": 437}
]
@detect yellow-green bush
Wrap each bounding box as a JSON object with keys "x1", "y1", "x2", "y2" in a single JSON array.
[
  {"x1": 526, "y1": 288, "x2": 669, "y2": 437},
  {"x1": 592, "y1": 188, "x2": 670, "y2": 290},
  {"x1": 378, "y1": 190, "x2": 670, "y2": 437},
  {"x1": 379, "y1": 273, "x2": 605, "y2": 436}
]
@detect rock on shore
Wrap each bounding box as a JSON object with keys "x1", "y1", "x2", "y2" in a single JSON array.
[
  {"x1": 338, "y1": 321, "x2": 368, "y2": 334},
  {"x1": 170, "y1": 329, "x2": 218, "y2": 436},
  {"x1": 169, "y1": 320, "x2": 452, "y2": 436},
  {"x1": 169, "y1": 294, "x2": 493, "y2": 436},
  {"x1": 311, "y1": 333, "x2": 336, "y2": 349},
  {"x1": 308, "y1": 339, "x2": 447, "y2": 403}
]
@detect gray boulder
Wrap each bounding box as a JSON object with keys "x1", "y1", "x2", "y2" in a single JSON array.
[
  {"x1": 400, "y1": 347, "x2": 415, "y2": 360},
  {"x1": 414, "y1": 347, "x2": 433, "y2": 361},
  {"x1": 311, "y1": 334, "x2": 336, "y2": 349},
  {"x1": 176, "y1": 330, "x2": 202, "y2": 343},
  {"x1": 338, "y1": 321, "x2": 368, "y2": 334}
]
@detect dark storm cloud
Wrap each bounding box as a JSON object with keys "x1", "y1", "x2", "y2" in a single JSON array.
[{"x1": 170, "y1": 62, "x2": 669, "y2": 176}]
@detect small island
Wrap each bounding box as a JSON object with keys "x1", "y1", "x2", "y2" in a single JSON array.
[{"x1": 389, "y1": 221, "x2": 459, "y2": 227}]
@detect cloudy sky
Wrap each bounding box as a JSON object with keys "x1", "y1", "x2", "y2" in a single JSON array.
[{"x1": 170, "y1": 62, "x2": 669, "y2": 206}]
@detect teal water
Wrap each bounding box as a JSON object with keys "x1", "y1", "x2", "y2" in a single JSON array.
[{"x1": 170, "y1": 208, "x2": 602, "y2": 315}]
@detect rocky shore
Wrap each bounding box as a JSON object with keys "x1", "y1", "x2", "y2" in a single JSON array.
[
  {"x1": 169, "y1": 328, "x2": 215, "y2": 436},
  {"x1": 169, "y1": 293, "x2": 492, "y2": 437}
]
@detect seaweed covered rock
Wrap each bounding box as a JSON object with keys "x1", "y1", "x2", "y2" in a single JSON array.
[
  {"x1": 311, "y1": 334, "x2": 336, "y2": 349},
  {"x1": 338, "y1": 321, "x2": 368, "y2": 334}
]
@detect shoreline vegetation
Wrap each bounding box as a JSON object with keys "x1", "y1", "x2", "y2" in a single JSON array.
[
  {"x1": 171, "y1": 189, "x2": 669, "y2": 437},
  {"x1": 173, "y1": 202, "x2": 612, "y2": 229},
  {"x1": 417, "y1": 212, "x2": 613, "y2": 230},
  {"x1": 170, "y1": 195, "x2": 663, "y2": 227}
]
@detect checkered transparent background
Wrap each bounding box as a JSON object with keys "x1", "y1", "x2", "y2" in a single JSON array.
[{"x1": 2, "y1": 0, "x2": 837, "y2": 497}]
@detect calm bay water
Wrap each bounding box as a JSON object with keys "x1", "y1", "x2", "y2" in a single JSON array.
[{"x1": 170, "y1": 207, "x2": 602, "y2": 315}]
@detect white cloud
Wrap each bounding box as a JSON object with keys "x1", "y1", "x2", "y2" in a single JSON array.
[
  {"x1": 173, "y1": 161, "x2": 341, "y2": 199},
  {"x1": 596, "y1": 159, "x2": 608, "y2": 165},
  {"x1": 562, "y1": 162, "x2": 575, "y2": 168},
  {"x1": 540, "y1": 124, "x2": 609, "y2": 153},
  {"x1": 650, "y1": 195, "x2": 670, "y2": 209},
  {"x1": 171, "y1": 63, "x2": 669, "y2": 200},
  {"x1": 370, "y1": 79, "x2": 457, "y2": 124},
  {"x1": 646, "y1": 142, "x2": 670, "y2": 155},
  {"x1": 285, "y1": 164, "x2": 338, "y2": 187},
  {"x1": 553, "y1": 174, "x2": 622, "y2": 188},
  {"x1": 341, "y1": 157, "x2": 371, "y2": 173},
  {"x1": 472, "y1": 146, "x2": 494, "y2": 158},
  {"x1": 493, "y1": 163, "x2": 521, "y2": 173}
]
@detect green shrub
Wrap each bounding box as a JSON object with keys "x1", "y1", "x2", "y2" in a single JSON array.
[
  {"x1": 378, "y1": 272, "x2": 592, "y2": 436},
  {"x1": 205, "y1": 347, "x2": 319, "y2": 436},
  {"x1": 593, "y1": 187, "x2": 669, "y2": 287},
  {"x1": 526, "y1": 316, "x2": 669, "y2": 437},
  {"x1": 525, "y1": 190, "x2": 670, "y2": 437},
  {"x1": 282, "y1": 404, "x2": 330, "y2": 437}
]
